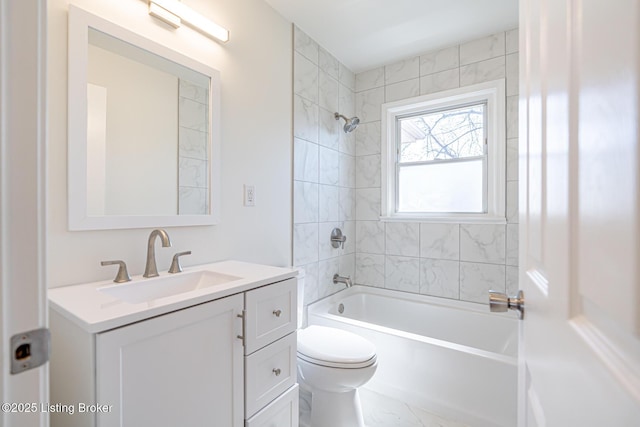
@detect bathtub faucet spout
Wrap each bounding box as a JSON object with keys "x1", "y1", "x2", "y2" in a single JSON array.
[{"x1": 333, "y1": 274, "x2": 353, "y2": 288}]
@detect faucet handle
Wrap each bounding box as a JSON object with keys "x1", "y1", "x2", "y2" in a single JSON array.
[
  {"x1": 101, "y1": 260, "x2": 131, "y2": 283},
  {"x1": 168, "y1": 251, "x2": 192, "y2": 274},
  {"x1": 331, "y1": 228, "x2": 347, "y2": 249}
]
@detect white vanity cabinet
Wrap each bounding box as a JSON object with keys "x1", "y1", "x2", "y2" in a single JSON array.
[
  {"x1": 49, "y1": 265, "x2": 298, "y2": 427},
  {"x1": 96, "y1": 294, "x2": 244, "y2": 427},
  {"x1": 243, "y1": 279, "x2": 299, "y2": 425},
  {"x1": 50, "y1": 294, "x2": 244, "y2": 427}
]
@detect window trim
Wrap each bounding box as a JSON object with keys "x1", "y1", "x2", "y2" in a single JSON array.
[{"x1": 381, "y1": 79, "x2": 506, "y2": 224}]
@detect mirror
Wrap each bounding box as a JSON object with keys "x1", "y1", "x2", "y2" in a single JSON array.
[{"x1": 68, "y1": 5, "x2": 221, "y2": 230}]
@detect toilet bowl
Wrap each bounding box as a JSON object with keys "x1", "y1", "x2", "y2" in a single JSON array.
[{"x1": 297, "y1": 324, "x2": 377, "y2": 427}]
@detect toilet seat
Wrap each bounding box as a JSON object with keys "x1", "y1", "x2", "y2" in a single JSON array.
[
  {"x1": 297, "y1": 325, "x2": 377, "y2": 369},
  {"x1": 297, "y1": 352, "x2": 376, "y2": 369}
]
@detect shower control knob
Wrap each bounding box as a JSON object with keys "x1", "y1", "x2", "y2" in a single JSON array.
[
  {"x1": 489, "y1": 290, "x2": 525, "y2": 319},
  {"x1": 331, "y1": 227, "x2": 347, "y2": 249}
]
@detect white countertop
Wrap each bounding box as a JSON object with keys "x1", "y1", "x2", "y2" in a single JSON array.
[{"x1": 48, "y1": 260, "x2": 297, "y2": 333}]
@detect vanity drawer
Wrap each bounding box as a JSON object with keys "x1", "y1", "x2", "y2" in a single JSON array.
[
  {"x1": 244, "y1": 278, "x2": 296, "y2": 354},
  {"x1": 245, "y1": 332, "x2": 296, "y2": 417},
  {"x1": 245, "y1": 384, "x2": 299, "y2": 427}
]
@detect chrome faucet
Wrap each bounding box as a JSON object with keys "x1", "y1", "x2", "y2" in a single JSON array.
[
  {"x1": 143, "y1": 229, "x2": 172, "y2": 278},
  {"x1": 333, "y1": 274, "x2": 353, "y2": 288}
]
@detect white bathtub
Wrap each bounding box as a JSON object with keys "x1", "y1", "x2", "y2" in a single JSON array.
[{"x1": 306, "y1": 285, "x2": 518, "y2": 427}]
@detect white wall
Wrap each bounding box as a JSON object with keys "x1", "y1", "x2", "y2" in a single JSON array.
[{"x1": 47, "y1": 0, "x2": 292, "y2": 287}]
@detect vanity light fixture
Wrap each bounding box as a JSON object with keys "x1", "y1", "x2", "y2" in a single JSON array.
[
  {"x1": 148, "y1": 0, "x2": 229, "y2": 43},
  {"x1": 148, "y1": 2, "x2": 181, "y2": 28}
]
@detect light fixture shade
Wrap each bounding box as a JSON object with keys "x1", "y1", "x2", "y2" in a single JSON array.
[
  {"x1": 148, "y1": 2, "x2": 181, "y2": 28},
  {"x1": 149, "y1": 0, "x2": 229, "y2": 43}
]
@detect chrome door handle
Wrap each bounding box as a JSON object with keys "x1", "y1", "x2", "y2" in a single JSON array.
[
  {"x1": 272, "y1": 368, "x2": 281, "y2": 376},
  {"x1": 489, "y1": 290, "x2": 525, "y2": 319},
  {"x1": 272, "y1": 309, "x2": 282, "y2": 317}
]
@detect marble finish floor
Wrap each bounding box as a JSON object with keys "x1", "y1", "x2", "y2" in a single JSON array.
[{"x1": 300, "y1": 387, "x2": 469, "y2": 427}]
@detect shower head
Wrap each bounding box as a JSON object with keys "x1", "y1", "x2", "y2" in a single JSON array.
[{"x1": 334, "y1": 112, "x2": 360, "y2": 133}]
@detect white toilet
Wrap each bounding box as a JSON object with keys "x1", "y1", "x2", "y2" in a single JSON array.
[{"x1": 296, "y1": 273, "x2": 377, "y2": 427}]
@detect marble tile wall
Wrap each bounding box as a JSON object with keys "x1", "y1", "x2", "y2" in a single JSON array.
[
  {"x1": 178, "y1": 78, "x2": 209, "y2": 214},
  {"x1": 292, "y1": 26, "x2": 357, "y2": 311},
  {"x1": 353, "y1": 29, "x2": 520, "y2": 304}
]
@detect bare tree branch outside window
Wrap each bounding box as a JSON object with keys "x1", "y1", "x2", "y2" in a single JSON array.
[{"x1": 399, "y1": 103, "x2": 485, "y2": 163}]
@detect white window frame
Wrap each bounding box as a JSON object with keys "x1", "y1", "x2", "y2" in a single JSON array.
[{"x1": 381, "y1": 79, "x2": 506, "y2": 223}]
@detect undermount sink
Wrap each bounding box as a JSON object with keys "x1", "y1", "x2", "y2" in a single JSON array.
[{"x1": 98, "y1": 270, "x2": 242, "y2": 304}]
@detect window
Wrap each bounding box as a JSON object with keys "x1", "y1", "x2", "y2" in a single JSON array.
[{"x1": 381, "y1": 79, "x2": 506, "y2": 223}]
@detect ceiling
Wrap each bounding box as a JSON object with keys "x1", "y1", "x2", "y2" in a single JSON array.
[{"x1": 263, "y1": 0, "x2": 518, "y2": 73}]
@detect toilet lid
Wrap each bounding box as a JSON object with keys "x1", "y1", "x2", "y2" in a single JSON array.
[{"x1": 297, "y1": 325, "x2": 376, "y2": 367}]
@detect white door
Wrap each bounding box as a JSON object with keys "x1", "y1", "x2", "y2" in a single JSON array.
[
  {"x1": 0, "y1": 1, "x2": 49, "y2": 427},
  {"x1": 519, "y1": 0, "x2": 640, "y2": 425}
]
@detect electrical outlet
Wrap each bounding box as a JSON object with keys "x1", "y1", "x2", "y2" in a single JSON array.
[{"x1": 244, "y1": 185, "x2": 255, "y2": 206}]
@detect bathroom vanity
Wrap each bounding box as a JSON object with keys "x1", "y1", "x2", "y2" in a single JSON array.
[{"x1": 48, "y1": 261, "x2": 299, "y2": 427}]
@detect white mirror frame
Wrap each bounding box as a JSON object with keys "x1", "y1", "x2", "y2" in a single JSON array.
[{"x1": 68, "y1": 5, "x2": 221, "y2": 230}]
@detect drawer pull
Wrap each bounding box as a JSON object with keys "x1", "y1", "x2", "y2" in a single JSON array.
[
  {"x1": 272, "y1": 368, "x2": 281, "y2": 376},
  {"x1": 236, "y1": 310, "x2": 246, "y2": 346},
  {"x1": 272, "y1": 309, "x2": 282, "y2": 317}
]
